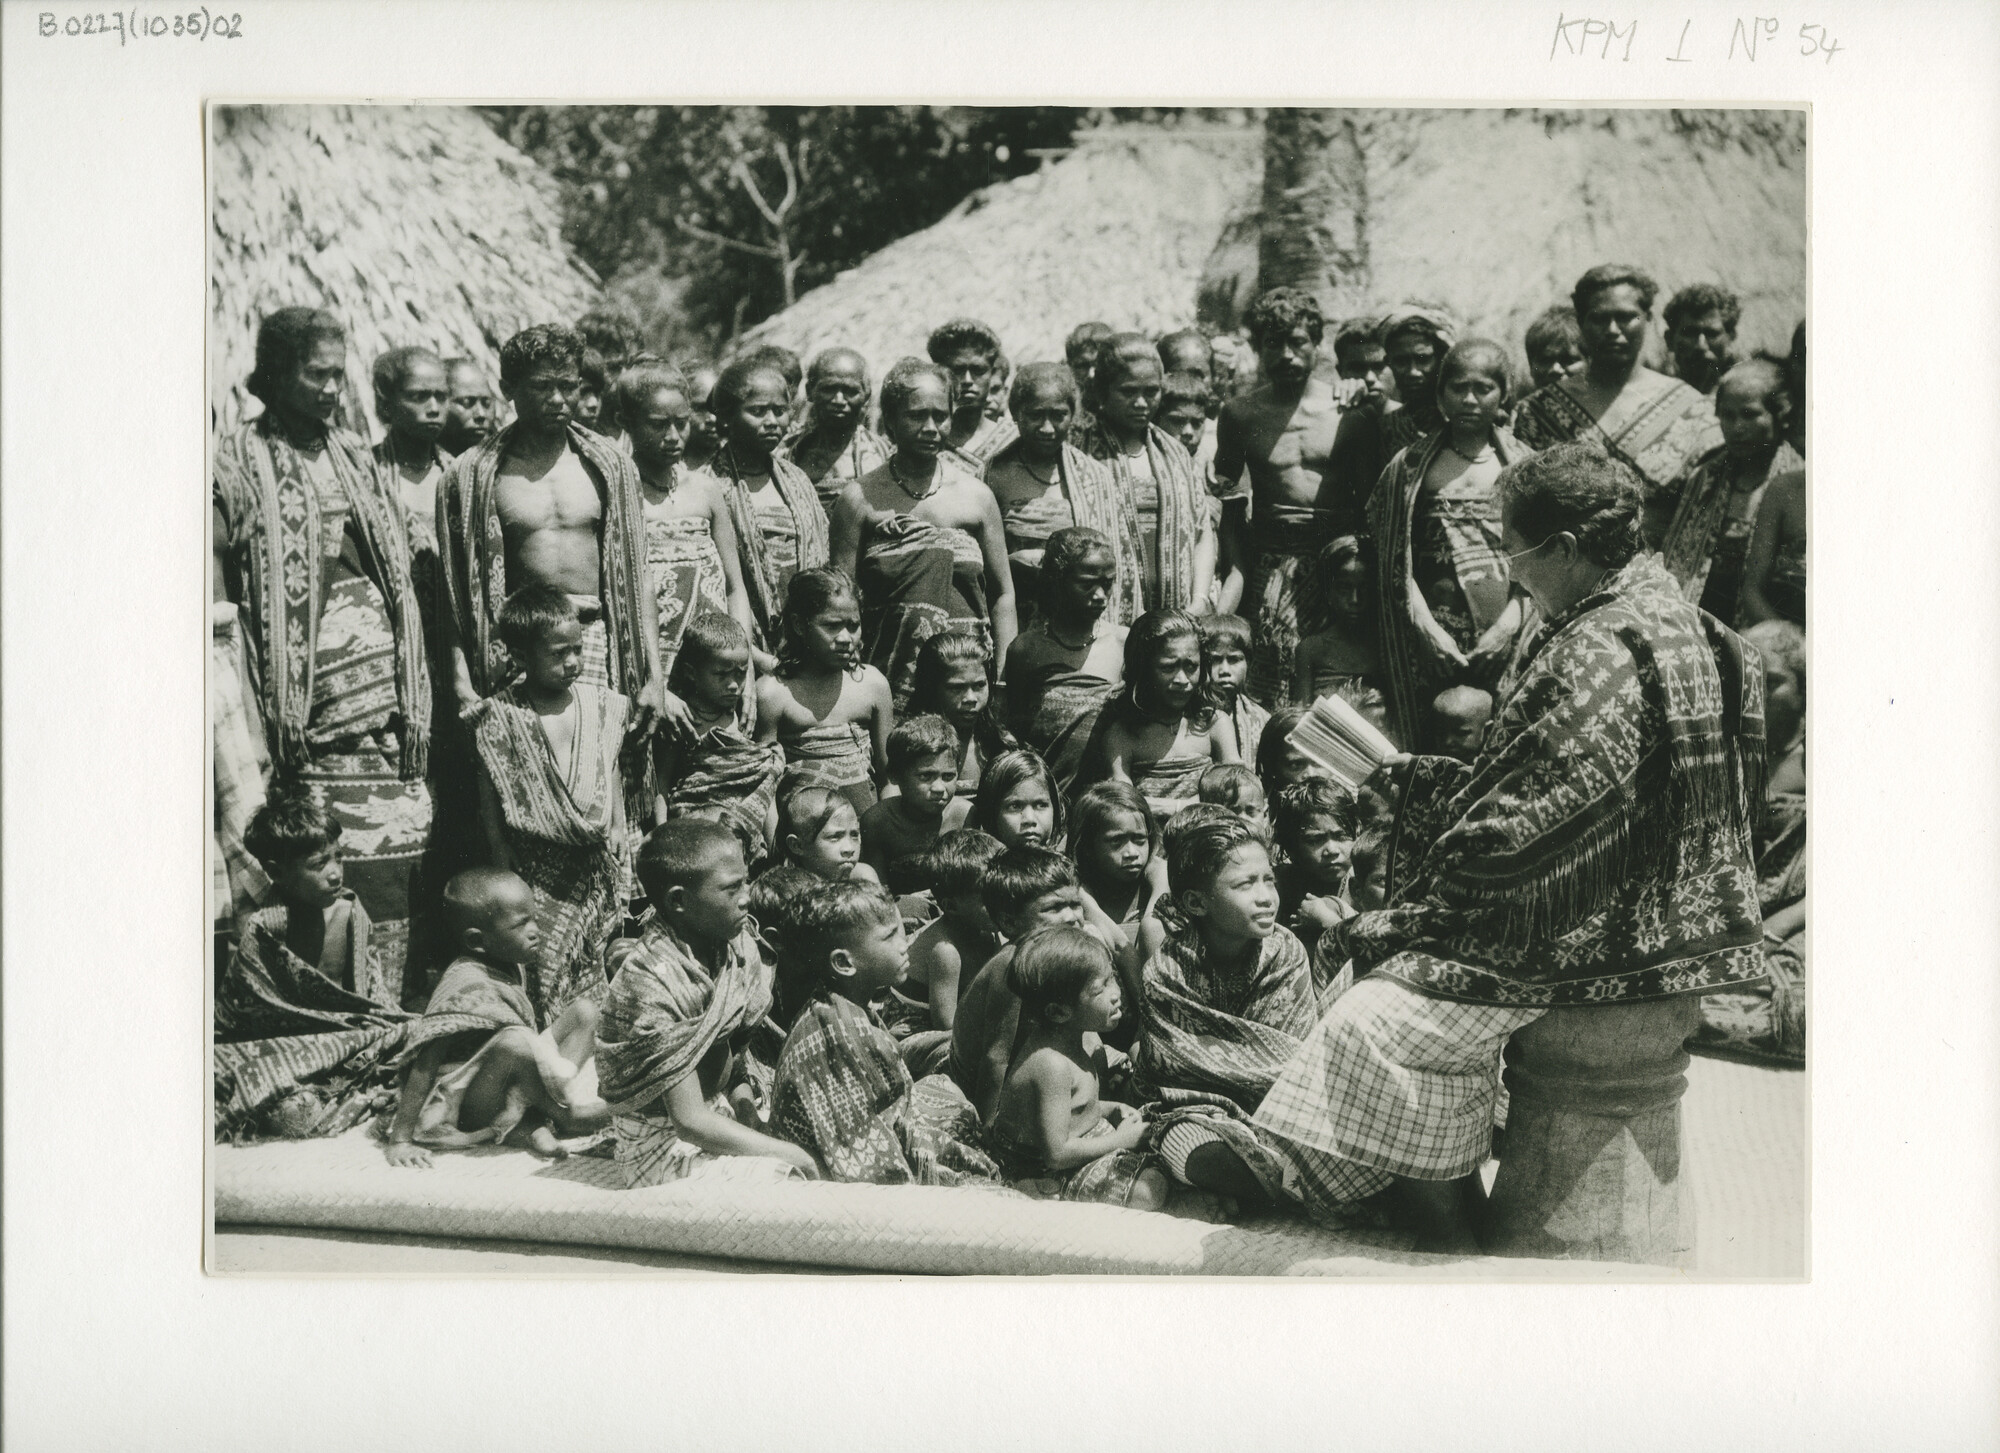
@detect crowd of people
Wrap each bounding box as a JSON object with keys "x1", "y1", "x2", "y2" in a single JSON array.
[{"x1": 212, "y1": 263, "x2": 1807, "y2": 1251}]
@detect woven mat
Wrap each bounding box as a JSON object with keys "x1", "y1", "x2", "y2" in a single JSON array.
[{"x1": 212, "y1": 1057, "x2": 1798, "y2": 1278}]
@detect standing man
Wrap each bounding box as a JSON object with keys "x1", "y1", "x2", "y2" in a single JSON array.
[
  {"x1": 929, "y1": 317, "x2": 1017, "y2": 475},
  {"x1": 1661, "y1": 283, "x2": 1741, "y2": 396},
  {"x1": 436, "y1": 324, "x2": 675, "y2": 754},
  {"x1": 439, "y1": 358, "x2": 497, "y2": 456},
  {"x1": 1213, "y1": 287, "x2": 1346, "y2": 705}
]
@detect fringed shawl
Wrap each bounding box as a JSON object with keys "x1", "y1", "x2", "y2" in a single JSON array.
[
  {"x1": 770, "y1": 991, "x2": 1009, "y2": 1187},
  {"x1": 435, "y1": 422, "x2": 653, "y2": 699},
  {"x1": 1511, "y1": 374, "x2": 1721, "y2": 494},
  {"x1": 710, "y1": 450, "x2": 830, "y2": 640},
  {"x1": 1660, "y1": 440, "x2": 1806, "y2": 615},
  {"x1": 990, "y1": 439, "x2": 1143, "y2": 627},
  {"x1": 595, "y1": 913, "x2": 774, "y2": 1113},
  {"x1": 467, "y1": 684, "x2": 629, "y2": 847},
  {"x1": 1349, "y1": 553, "x2": 1767, "y2": 1007},
  {"x1": 1367, "y1": 427, "x2": 1529, "y2": 745},
  {"x1": 214, "y1": 418, "x2": 429, "y2": 778},
  {"x1": 1073, "y1": 417, "x2": 1206, "y2": 612}
]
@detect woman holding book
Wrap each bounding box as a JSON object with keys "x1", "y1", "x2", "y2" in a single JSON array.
[{"x1": 1256, "y1": 443, "x2": 1767, "y2": 1254}]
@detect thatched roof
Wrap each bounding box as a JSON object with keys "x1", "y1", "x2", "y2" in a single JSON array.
[
  {"x1": 209, "y1": 104, "x2": 601, "y2": 437},
  {"x1": 1204, "y1": 109, "x2": 1808, "y2": 364},
  {"x1": 740, "y1": 126, "x2": 1259, "y2": 371}
]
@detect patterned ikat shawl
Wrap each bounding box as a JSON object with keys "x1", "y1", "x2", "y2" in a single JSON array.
[
  {"x1": 771, "y1": 991, "x2": 1010, "y2": 1187},
  {"x1": 213, "y1": 417, "x2": 429, "y2": 778},
  {"x1": 595, "y1": 913, "x2": 775, "y2": 1114},
  {"x1": 435, "y1": 421, "x2": 654, "y2": 699},
  {"x1": 1349, "y1": 552, "x2": 1767, "y2": 1008},
  {"x1": 1071, "y1": 417, "x2": 1207, "y2": 613}
]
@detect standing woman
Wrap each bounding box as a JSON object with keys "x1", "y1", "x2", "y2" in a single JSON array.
[
  {"x1": 829, "y1": 358, "x2": 1017, "y2": 713},
  {"x1": 1254, "y1": 443, "x2": 1766, "y2": 1251},
  {"x1": 1072, "y1": 332, "x2": 1214, "y2": 615},
  {"x1": 1510, "y1": 264, "x2": 1722, "y2": 498},
  {"x1": 213, "y1": 307, "x2": 433, "y2": 997},
  {"x1": 699, "y1": 357, "x2": 829, "y2": 659}
]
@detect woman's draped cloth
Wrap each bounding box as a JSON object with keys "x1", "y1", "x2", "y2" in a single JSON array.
[
  {"x1": 854, "y1": 488, "x2": 990, "y2": 711},
  {"x1": 1693, "y1": 761, "x2": 1807, "y2": 1066},
  {"x1": 212, "y1": 899, "x2": 413, "y2": 1142},
  {"x1": 1072, "y1": 417, "x2": 1206, "y2": 613},
  {"x1": 1129, "y1": 910, "x2": 1322, "y2": 1209},
  {"x1": 1348, "y1": 553, "x2": 1767, "y2": 1008},
  {"x1": 212, "y1": 417, "x2": 430, "y2": 779},
  {"x1": 709, "y1": 452, "x2": 830, "y2": 647},
  {"x1": 1510, "y1": 373, "x2": 1721, "y2": 497},
  {"x1": 661, "y1": 709, "x2": 787, "y2": 858},
  {"x1": 468, "y1": 683, "x2": 632, "y2": 1023},
  {"x1": 1658, "y1": 441, "x2": 1805, "y2": 625},
  {"x1": 1366, "y1": 428, "x2": 1529, "y2": 746},
  {"x1": 986, "y1": 439, "x2": 1142, "y2": 626},
  {"x1": 435, "y1": 421, "x2": 653, "y2": 702},
  {"x1": 596, "y1": 913, "x2": 776, "y2": 1114},
  {"x1": 771, "y1": 991, "x2": 1011, "y2": 1187}
]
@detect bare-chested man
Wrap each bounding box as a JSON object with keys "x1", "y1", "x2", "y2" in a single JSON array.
[
  {"x1": 436, "y1": 324, "x2": 675, "y2": 749},
  {"x1": 439, "y1": 358, "x2": 497, "y2": 457},
  {"x1": 1213, "y1": 287, "x2": 1347, "y2": 706}
]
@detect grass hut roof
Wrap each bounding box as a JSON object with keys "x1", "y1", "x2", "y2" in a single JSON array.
[
  {"x1": 740, "y1": 125, "x2": 1260, "y2": 373},
  {"x1": 1205, "y1": 108, "x2": 1807, "y2": 366},
  {"x1": 209, "y1": 104, "x2": 602, "y2": 438}
]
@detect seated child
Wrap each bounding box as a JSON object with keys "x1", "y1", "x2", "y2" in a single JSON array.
[
  {"x1": 769, "y1": 880, "x2": 1007, "y2": 1187},
  {"x1": 1197, "y1": 762, "x2": 1271, "y2": 839},
  {"x1": 468, "y1": 584, "x2": 633, "y2": 1024},
  {"x1": 947, "y1": 846, "x2": 1100, "y2": 1122},
  {"x1": 1128, "y1": 807, "x2": 1327, "y2": 1215},
  {"x1": 595, "y1": 820, "x2": 821, "y2": 1187},
  {"x1": 910, "y1": 629, "x2": 1017, "y2": 809},
  {"x1": 217, "y1": 791, "x2": 408, "y2": 1042},
  {"x1": 988, "y1": 926, "x2": 1169, "y2": 1209},
  {"x1": 657, "y1": 611, "x2": 787, "y2": 858},
  {"x1": 746, "y1": 859, "x2": 821, "y2": 1030},
  {"x1": 1253, "y1": 702, "x2": 1324, "y2": 808},
  {"x1": 900, "y1": 829, "x2": 1007, "y2": 1033},
  {"x1": 1428, "y1": 685, "x2": 1493, "y2": 764},
  {"x1": 859, "y1": 713, "x2": 960, "y2": 890},
  {"x1": 1002, "y1": 526, "x2": 1127, "y2": 773},
  {"x1": 382, "y1": 868, "x2": 610, "y2": 1166},
  {"x1": 1199, "y1": 613, "x2": 1268, "y2": 765},
  {"x1": 1271, "y1": 777, "x2": 1356, "y2": 972},
  {"x1": 756, "y1": 568, "x2": 892, "y2": 817},
  {"x1": 1291, "y1": 535, "x2": 1390, "y2": 739},
  {"x1": 1103, "y1": 609, "x2": 1240, "y2": 821},
  {"x1": 969, "y1": 747, "x2": 1066, "y2": 852},
  {"x1": 770, "y1": 769, "x2": 883, "y2": 887},
  {"x1": 1070, "y1": 781, "x2": 1164, "y2": 935}
]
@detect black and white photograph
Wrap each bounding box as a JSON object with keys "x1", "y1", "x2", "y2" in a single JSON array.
[{"x1": 205, "y1": 101, "x2": 1810, "y2": 1279}]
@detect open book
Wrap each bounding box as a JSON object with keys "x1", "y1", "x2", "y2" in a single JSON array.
[{"x1": 1285, "y1": 693, "x2": 1399, "y2": 792}]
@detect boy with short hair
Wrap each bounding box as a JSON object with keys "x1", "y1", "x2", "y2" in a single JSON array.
[
  {"x1": 769, "y1": 881, "x2": 1008, "y2": 1186},
  {"x1": 1197, "y1": 762, "x2": 1270, "y2": 838},
  {"x1": 382, "y1": 868, "x2": 609, "y2": 1166},
  {"x1": 989, "y1": 926, "x2": 1168, "y2": 1208},
  {"x1": 902, "y1": 829, "x2": 1008, "y2": 1032},
  {"x1": 858, "y1": 713, "x2": 961, "y2": 890},
  {"x1": 1332, "y1": 316, "x2": 1387, "y2": 411},
  {"x1": 1429, "y1": 685, "x2": 1494, "y2": 764},
  {"x1": 469, "y1": 584, "x2": 634, "y2": 1024},
  {"x1": 1523, "y1": 306, "x2": 1585, "y2": 391},
  {"x1": 595, "y1": 820, "x2": 820, "y2": 1187},
  {"x1": 218, "y1": 792, "x2": 407, "y2": 1042},
  {"x1": 1199, "y1": 613, "x2": 1268, "y2": 764}
]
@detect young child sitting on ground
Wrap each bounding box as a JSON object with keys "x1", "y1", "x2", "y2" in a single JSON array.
[
  {"x1": 769, "y1": 880, "x2": 1007, "y2": 1187},
  {"x1": 1198, "y1": 762, "x2": 1271, "y2": 839},
  {"x1": 1103, "y1": 609, "x2": 1241, "y2": 821},
  {"x1": 745, "y1": 859, "x2": 822, "y2": 1031},
  {"x1": 969, "y1": 747, "x2": 1066, "y2": 853},
  {"x1": 595, "y1": 820, "x2": 821, "y2": 1187},
  {"x1": 1002, "y1": 526, "x2": 1127, "y2": 766},
  {"x1": 1428, "y1": 685, "x2": 1493, "y2": 764},
  {"x1": 1271, "y1": 777, "x2": 1356, "y2": 973},
  {"x1": 382, "y1": 868, "x2": 610, "y2": 1166},
  {"x1": 768, "y1": 769, "x2": 883, "y2": 887},
  {"x1": 859, "y1": 713, "x2": 961, "y2": 890},
  {"x1": 1199, "y1": 613, "x2": 1268, "y2": 766},
  {"x1": 1070, "y1": 781, "x2": 1164, "y2": 937},
  {"x1": 910, "y1": 628, "x2": 1017, "y2": 809},
  {"x1": 1253, "y1": 704, "x2": 1325, "y2": 808},
  {"x1": 468, "y1": 584, "x2": 633, "y2": 1023},
  {"x1": 657, "y1": 611, "x2": 786, "y2": 858},
  {"x1": 216, "y1": 792, "x2": 409, "y2": 1042},
  {"x1": 988, "y1": 926, "x2": 1169, "y2": 1208},
  {"x1": 901, "y1": 829, "x2": 1007, "y2": 1032},
  {"x1": 756, "y1": 567, "x2": 892, "y2": 817}
]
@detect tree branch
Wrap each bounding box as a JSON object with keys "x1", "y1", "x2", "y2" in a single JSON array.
[{"x1": 673, "y1": 214, "x2": 782, "y2": 260}]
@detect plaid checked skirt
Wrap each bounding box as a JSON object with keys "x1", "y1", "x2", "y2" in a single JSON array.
[{"x1": 1254, "y1": 977, "x2": 1542, "y2": 1195}]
